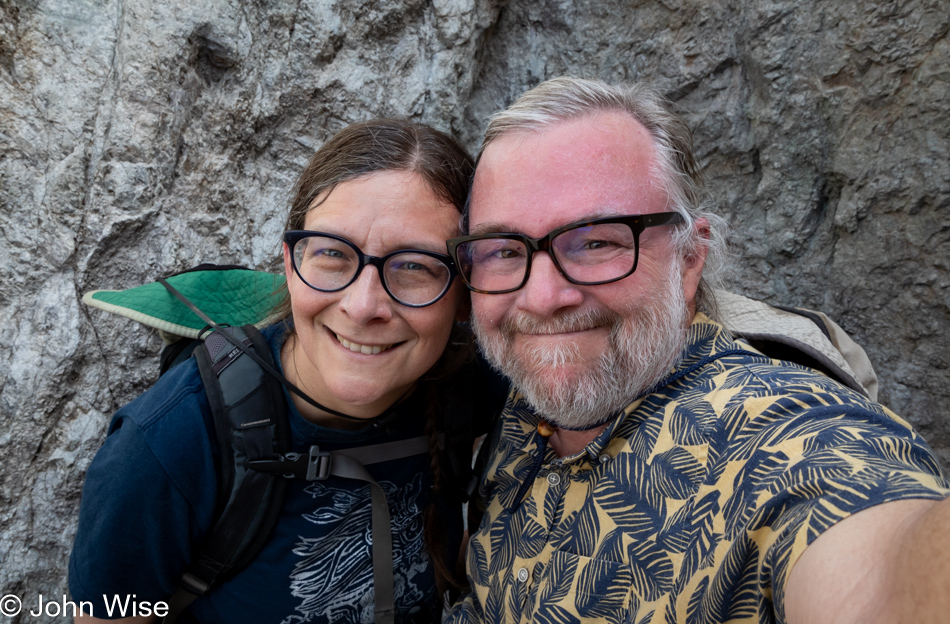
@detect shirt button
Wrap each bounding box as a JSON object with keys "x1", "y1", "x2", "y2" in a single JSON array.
[
  {"x1": 547, "y1": 472, "x2": 561, "y2": 486},
  {"x1": 517, "y1": 567, "x2": 529, "y2": 582},
  {"x1": 598, "y1": 454, "x2": 610, "y2": 464}
]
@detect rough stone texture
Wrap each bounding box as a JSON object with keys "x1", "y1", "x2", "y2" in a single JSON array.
[{"x1": 1, "y1": 0, "x2": 948, "y2": 618}]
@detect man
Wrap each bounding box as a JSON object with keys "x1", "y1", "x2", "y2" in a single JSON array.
[{"x1": 444, "y1": 77, "x2": 950, "y2": 624}]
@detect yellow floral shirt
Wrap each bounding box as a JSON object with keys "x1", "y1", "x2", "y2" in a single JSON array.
[{"x1": 447, "y1": 314, "x2": 949, "y2": 624}]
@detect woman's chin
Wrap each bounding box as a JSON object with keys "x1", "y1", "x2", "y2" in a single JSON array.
[{"x1": 324, "y1": 382, "x2": 408, "y2": 418}]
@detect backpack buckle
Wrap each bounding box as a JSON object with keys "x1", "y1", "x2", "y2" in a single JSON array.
[{"x1": 306, "y1": 445, "x2": 332, "y2": 481}]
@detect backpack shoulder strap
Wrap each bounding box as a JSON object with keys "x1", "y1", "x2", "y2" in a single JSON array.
[
  {"x1": 715, "y1": 289, "x2": 879, "y2": 400},
  {"x1": 163, "y1": 324, "x2": 290, "y2": 622}
]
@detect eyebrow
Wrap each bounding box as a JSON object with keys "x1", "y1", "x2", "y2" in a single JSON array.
[
  {"x1": 377, "y1": 239, "x2": 454, "y2": 256},
  {"x1": 468, "y1": 221, "x2": 517, "y2": 236},
  {"x1": 468, "y1": 210, "x2": 628, "y2": 236},
  {"x1": 301, "y1": 229, "x2": 451, "y2": 255}
]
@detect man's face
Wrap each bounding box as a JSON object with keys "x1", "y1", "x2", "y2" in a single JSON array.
[{"x1": 468, "y1": 112, "x2": 706, "y2": 427}]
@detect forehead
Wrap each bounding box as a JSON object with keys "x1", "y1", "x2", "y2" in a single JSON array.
[
  {"x1": 470, "y1": 111, "x2": 667, "y2": 236},
  {"x1": 303, "y1": 170, "x2": 461, "y2": 252}
]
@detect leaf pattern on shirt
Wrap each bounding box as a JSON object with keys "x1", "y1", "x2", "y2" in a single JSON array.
[{"x1": 447, "y1": 315, "x2": 950, "y2": 624}]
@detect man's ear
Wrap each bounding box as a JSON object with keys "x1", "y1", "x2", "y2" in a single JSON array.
[{"x1": 681, "y1": 217, "x2": 710, "y2": 309}]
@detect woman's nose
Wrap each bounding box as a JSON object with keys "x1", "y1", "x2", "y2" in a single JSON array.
[{"x1": 338, "y1": 265, "x2": 395, "y2": 324}]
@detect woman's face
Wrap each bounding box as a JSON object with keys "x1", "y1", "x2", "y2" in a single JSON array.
[{"x1": 283, "y1": 169, "x2": 465, "y2": 419}]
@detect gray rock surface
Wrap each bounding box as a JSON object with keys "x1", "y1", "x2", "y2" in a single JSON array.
[{"x1": 1, "y1": 0, "x2": 947, "y2": 618}]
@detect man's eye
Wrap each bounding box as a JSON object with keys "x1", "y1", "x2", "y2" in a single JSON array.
[
  {"x1": 465, "y1": 240, "x2": 526, "y2": 266},
  {"x1": 584, "y1": 240, "x2": 610, "y2": 250}
]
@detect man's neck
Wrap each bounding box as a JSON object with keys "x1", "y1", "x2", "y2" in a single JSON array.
[{"x1": 548, "y1": 422, "x2": 609, "y2": 458}]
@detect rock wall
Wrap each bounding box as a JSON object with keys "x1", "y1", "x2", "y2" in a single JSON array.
[{"x1": 1, "y1": 0, "x2": 947, "y2": 617}]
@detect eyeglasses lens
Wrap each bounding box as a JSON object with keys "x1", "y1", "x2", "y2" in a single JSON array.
[
  {"x1": 293, "y1": 235, "x2": 359, "y2": 291},
  {"x1": 455, "y1": 238, "x2": 529, "y2": 293},
  {"x1": 456, "y1": 222, "x2": 639, "y2": 292},
  {"x1": 293, "y1": 235, "x2": 452, "y2": 306},
  {"x1": 552, "y1": 222, "x2": 637, "y2": 283},
  {"x1": 383, "y1": 253, "x2": 453, "y2": 305}
]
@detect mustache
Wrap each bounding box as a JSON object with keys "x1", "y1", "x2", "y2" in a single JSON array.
[
  {"x1": 495, "y1": 308, "x2": 623, "y2": 369},
  {"x1": 498, "y1": 307, "x2": 621, "y2": 337}
]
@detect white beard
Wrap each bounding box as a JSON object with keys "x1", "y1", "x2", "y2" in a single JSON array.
[{"x1": 473, "y1": 267, "x2": 690, "y2": 430}]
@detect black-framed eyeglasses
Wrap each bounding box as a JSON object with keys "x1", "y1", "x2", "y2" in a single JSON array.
[
  {"x1": 284, "y1": 231, "x2": 458, "y2": 307},
  {"x1": 445, "y1": 212, "x2": 685, "y2": 294}
]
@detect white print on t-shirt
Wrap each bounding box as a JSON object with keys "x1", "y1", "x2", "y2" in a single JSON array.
[{"x1": 281, "y1": 474, "x2": 428, "y2": 624}]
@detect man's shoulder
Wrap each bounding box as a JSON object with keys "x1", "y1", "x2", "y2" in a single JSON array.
[
  {"x1": 677, "y1": 318, "x2": 881, "y2": 413},
  {"x1": 686, "y1": 308, "x2": 879, "y2": 402},
  {"x1": 650, "y1": 349, "x2": 908, "y2": 453},
  {"x1": 678, "y1": 353, "x2": 941, "y2": 477},
  {"x1": 721, "y1": 354, "x2": 890, "y2": 419},
  {"x1": 716, "y1": 352, "x2": 874, "y2": 400}
]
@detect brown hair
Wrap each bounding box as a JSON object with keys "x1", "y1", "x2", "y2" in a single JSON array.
[
  {"x1": 286, "y1": 118, "x2": 472, "y2": 231},
  {"x1": 279, "y1": 118, "x2": 475, "y2": 599}
]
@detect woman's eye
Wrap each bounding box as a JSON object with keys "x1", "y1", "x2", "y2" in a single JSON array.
[
  {"x1": 302, "y1": 245, "x2": 351, "y2": 269},
  {"x1": 399, "y1": 261, "x2": 434, "y2": 275}
]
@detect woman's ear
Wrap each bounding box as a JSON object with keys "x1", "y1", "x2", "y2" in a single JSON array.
[{"x1": 283, "y1": 242, "x2": 294, "y2": 281}]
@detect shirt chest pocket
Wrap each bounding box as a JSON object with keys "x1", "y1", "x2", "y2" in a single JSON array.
[{"x1": 531, "y1": 550, "x2": 633, "y2": 623}]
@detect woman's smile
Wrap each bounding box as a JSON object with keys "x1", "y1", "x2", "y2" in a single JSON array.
[{"x1": 330, "y1": 327, "x2": 400, "y2": 355}]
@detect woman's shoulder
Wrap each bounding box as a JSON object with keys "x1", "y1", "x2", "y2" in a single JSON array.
[
  {"x1": 112, "y1": 323, "x2": 291, "y2": 452},
  {"x1": 102, "y1": 355, "x2": 218, "y2": 495},
  {"x1": 112, "y1": 355, "x2": 211, "y2": 433},
  {"x1": 70, "y1": 355, "x2": 220, "y2": 606}
]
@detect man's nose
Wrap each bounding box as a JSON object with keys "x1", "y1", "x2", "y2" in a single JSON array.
[
  {"x1": 339, "y1": 266, "x2": 394, "y2": 324},
  {"x1": 515, "y1": 251, "x2": 584, "y2": 316}
]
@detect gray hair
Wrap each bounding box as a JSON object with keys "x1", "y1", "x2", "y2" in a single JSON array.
[{"x1": 475, "y1": 77, "x2": 728, "y2": 317}]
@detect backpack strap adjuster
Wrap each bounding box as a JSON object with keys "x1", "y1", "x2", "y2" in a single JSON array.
[{"x1": 306, "y1": 445, "x2": 332, "y2": 481}]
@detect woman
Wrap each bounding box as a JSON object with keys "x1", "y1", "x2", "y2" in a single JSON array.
[{"x1": 69, "y1": 119, "x2": 501, "y2": 624}]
